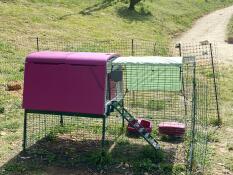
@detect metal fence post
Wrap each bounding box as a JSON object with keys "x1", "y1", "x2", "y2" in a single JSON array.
[
  {"x1": 153, "y1": 42, "x2": 156, "y2": 56},
  {"x1": 209, "y1": 43, "x2": 221, "y2": 126},
  {"x1": 176, "y1": 43, "x2": 188, "y2": 116},
  {"x1": 175, "y1": 43, "x2": 182, "y2": 56},
  {"x1": 36, "y1": 37, "x2": 40, "y2": 51},
  {"x1": 189, "y1": 58, "x2": 197, "y2": 173},
  {"x1": 131, "y1": 39, "x2": 134, "y2": 56}
]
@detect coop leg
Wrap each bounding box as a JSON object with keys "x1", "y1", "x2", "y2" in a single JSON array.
[
  {"x1": 102, "y1": 116, "x2": 106, "y2": 149},
  {"x1": 60, "y1": 114, "x2": 64, "y2": 127},
  {"x1": 23, "y1": 110, "x2": 28, "y2": 151},
  {"x1": 121, "y1": 100, "x2": 125, "y2": 130}
]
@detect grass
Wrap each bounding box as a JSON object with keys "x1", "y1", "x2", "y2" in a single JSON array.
[
  {"x1": 0, "y1": 130, "x2": 185, "y2": 175},
  {"x1": 0, "y1": 0, "x2": 233, "y2": 45},
  {"x1": 205, "y1": 65, "x2": 233, "y2": 174},
  {"x1": 131, "y1": 99, "x2": 165, "y2": 111},
  {"x1": 227, "y1": 15, "x2": 233, "y2": 43}
]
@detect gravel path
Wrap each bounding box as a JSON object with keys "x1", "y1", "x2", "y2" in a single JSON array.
[{"x1": 176, "y1": 5, "x2": 233, "y2": 63}]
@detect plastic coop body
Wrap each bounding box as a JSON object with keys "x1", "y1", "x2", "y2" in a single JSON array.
[{"x1": 23, "y1": 51, "x2": 121, "y2": 115}]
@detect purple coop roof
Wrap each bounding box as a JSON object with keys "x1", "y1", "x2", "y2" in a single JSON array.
[{"x1": 26, "y1": 51, "x2": 119, "y2": 65}]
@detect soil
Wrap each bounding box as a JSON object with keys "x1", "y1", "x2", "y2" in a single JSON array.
[{"x1": 6, "y1": 81, "x2": 22, "y2": 91}]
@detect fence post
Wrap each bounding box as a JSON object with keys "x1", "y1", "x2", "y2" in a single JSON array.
[
  {"x1": 189, "y1": 58, "x2": 197, "y2": 173},
  {"x1": 131, "y1": 39, "x2": 135, "y2": 107},
  {"x1": 209, "y1": 43, "x2": 221, "y2": 126},
  {"x1": 36, "y1": 37, "x2": 40, "y2": 51},
  {"x1": 175, "y1": 43, "x2": 182, "y2": 56},
  {"x1": 153, "y1": 42, "x2": 156, "y2": 56},
  {"x1": 131, "y1": 39, "x2": 134, "y2": 56},
  {"x1": 176, "y1": 43, "x2": 188, "y2": 116}
]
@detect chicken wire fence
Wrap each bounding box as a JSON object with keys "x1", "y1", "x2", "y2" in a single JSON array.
[
  {"x1": 0, "y1": 37, "x2": 220, "y2": 174},
  {"x1": 108, "y1": 55, "x2": 198, "y2": 171}
]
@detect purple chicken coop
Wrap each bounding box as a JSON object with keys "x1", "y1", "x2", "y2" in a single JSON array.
[
  {"x1": 23, "y1": 51, "x2": 123, "y2": 114},
  {"x1": 22, "y1": 51, "x2": 123, "y2": 149}
]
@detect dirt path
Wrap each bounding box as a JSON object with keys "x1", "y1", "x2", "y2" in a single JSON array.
[
  {"x1": 176, "y1": 5, "x2": 233, "y2": 175},
  {"x1": 176, "y1": 5, "x2": 233, "y2": 63}
]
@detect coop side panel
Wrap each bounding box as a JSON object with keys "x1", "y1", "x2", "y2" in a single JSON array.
[
  {"x1": 23, "y1": 63, "x2": 106, "y2": 115},
  {"x1": 65, "y1": 64, "x2": 106, "y2": 115}
]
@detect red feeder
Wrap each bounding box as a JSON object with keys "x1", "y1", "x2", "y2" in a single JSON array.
[
  {"x1": 158, "y1": 122, "x2": 185, "y2": 137},
  {"x1": 127, "y1": 119, "x2": 152, "y2": 134}
]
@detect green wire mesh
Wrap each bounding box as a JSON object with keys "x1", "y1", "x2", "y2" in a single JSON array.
[{"x1": 0, "y1": 38, "x2": 219, "y2": 174}]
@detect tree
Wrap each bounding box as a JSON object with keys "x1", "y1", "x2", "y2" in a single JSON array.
[{"x1": 128, "y1": 0, "x2": 141, "y2": 11}]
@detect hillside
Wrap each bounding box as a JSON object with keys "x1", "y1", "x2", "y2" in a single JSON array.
[{"x1": 1, "y1": 0, "x2": 233, "y2": 44}]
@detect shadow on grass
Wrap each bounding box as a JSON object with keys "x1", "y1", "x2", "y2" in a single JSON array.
[
  {"x1": 160, "y1": 135, "x2": 184, "y2": 144},
  {"x1": 0, "y1": 134, "x2": 186, "y2": 175},
  {"x1": 58, "y1": 0, "x2": 116, "y2": 20},
  {"x1": 116, "y1": 6, "x2": 152, "y2": 22},
  {"x1": 79, "y1": 0, "x2": 117, "y2": 15}
]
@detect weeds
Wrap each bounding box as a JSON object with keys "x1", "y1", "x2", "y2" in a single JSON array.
[
  {"x1": 208, "y1": 117, "x2": 222, "y2": 126},
  {"x1": 2, "y1": 163, "x2": 27, "y2": 174},
  {"x1": 139, "y1": 146, "x2": 164, "y2": 163},
  {"x1": 86, "y1": 151, "x2": 112, "y2": 170},
  {"x1": 0, "y1": 106, "x2": 4, "y2": 114},
  {"x1": 207, "y1": 131, "x2": 219, "y2": 143},
  {"x1": 132, "y1": 158, "x2": 156, "y2": 174},
  {"x1": 0, "y1": 121, "x2": 20, "y2": 132}
]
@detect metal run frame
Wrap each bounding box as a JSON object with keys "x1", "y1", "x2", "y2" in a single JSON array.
[{"x1": 22, "y1": 109, "x2": 120, "y2": 151}]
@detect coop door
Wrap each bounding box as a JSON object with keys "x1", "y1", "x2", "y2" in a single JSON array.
[{"x1": 107, "y1": 66, "x2": 123, "y2": 101}]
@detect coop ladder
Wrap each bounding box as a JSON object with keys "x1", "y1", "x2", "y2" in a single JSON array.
[{"x1": 111, "y1": 102, "x2": 160, "y2": 150}]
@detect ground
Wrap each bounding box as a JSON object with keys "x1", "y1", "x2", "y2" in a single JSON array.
[{"x1": 227, "y1": 15, "x2": 233, "y2": 43}]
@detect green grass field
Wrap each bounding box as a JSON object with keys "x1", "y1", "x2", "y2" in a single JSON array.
[
  {"x1": 1, "y1": 0, "x2": 233, "y2": 174},
  {"x1": 227, "y1": 15, "x2": 233, "y2": 43},
  {"x1": 1, "y1": 0, "x2": 233, "y2": 43}
]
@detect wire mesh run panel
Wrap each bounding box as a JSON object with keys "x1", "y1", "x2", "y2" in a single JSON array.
[
  {"x1": 112, "y1": 56, "x2": 187, "y2": 123},
  {"x1": 110, "y1": 56, "x2": 198, "y2": 173},
  {"x1": 23, "y1": 51, "x2": 123, "y2": 115}
]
